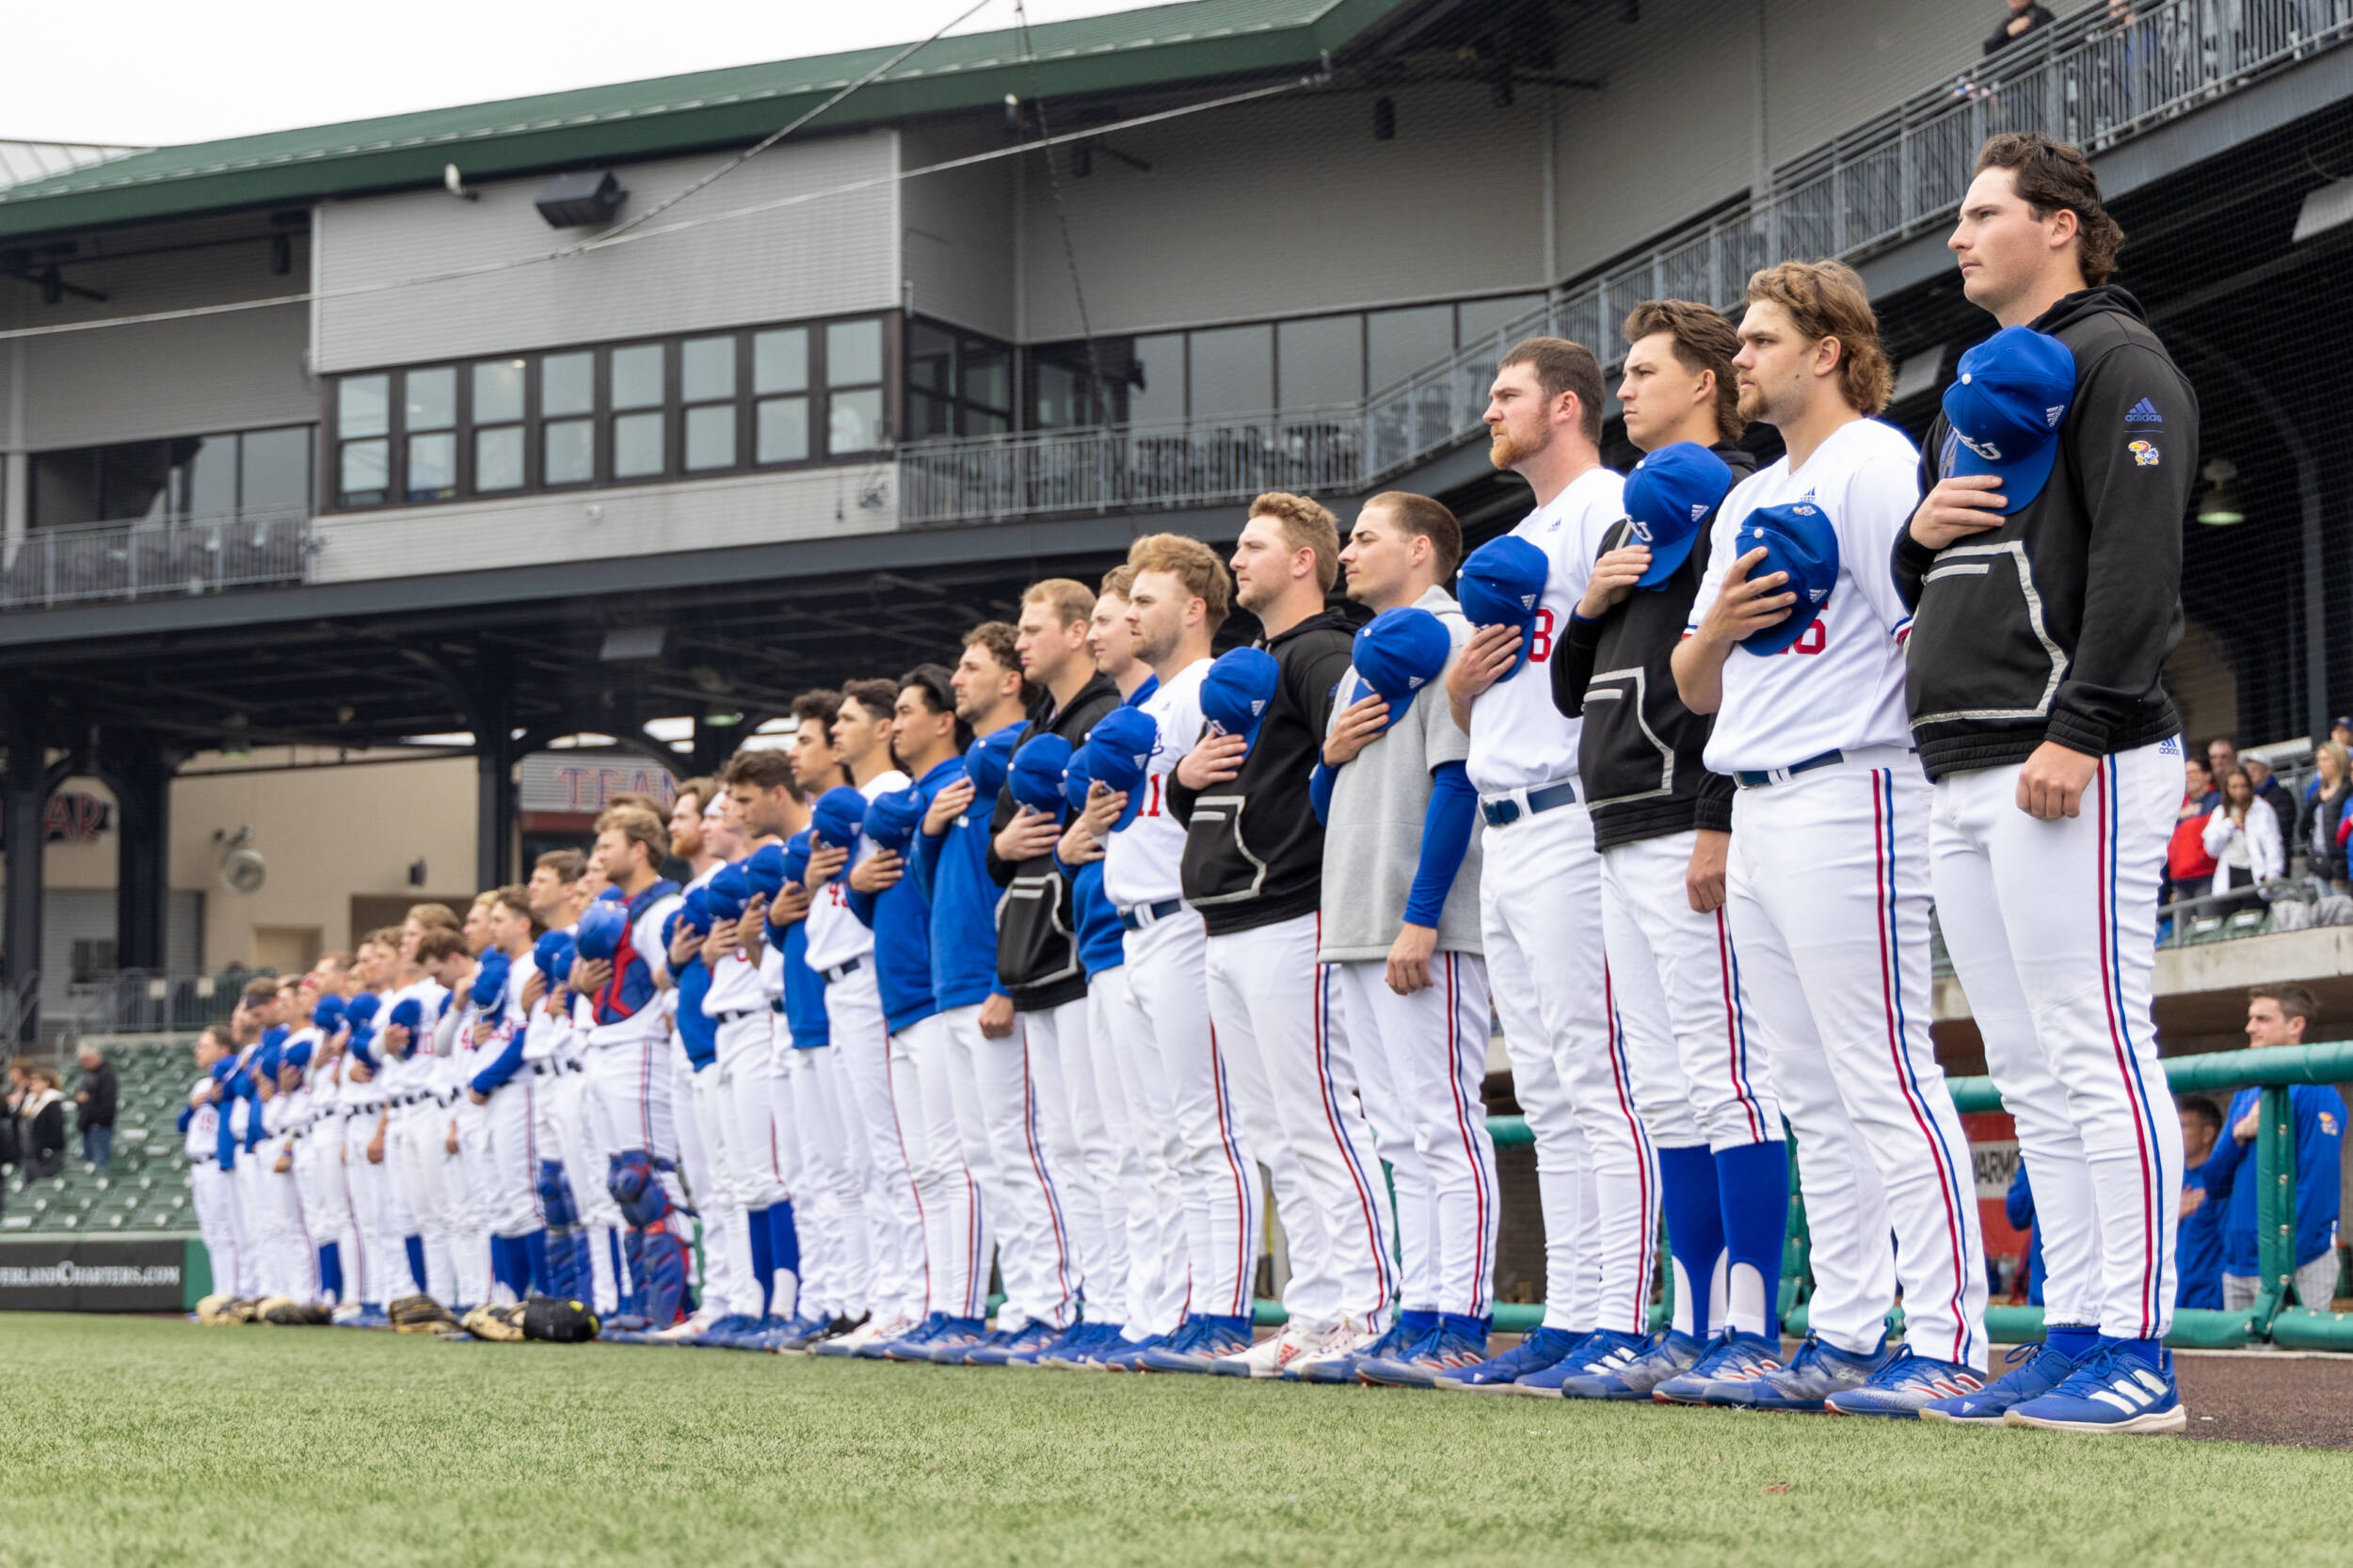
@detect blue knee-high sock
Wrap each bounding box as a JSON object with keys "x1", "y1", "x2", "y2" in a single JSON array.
[
  {"x1": 520, "y1": 1229, "x2": 552, "y2": 1298},
  {"x1": 489, "y1": 1235, "x2": 522, "y2": 1300},
  {"x1": 404, "y1": 1235, "x2": 428, "y2": 1295},
  {"x1": 1716, "y1": 1141, "x2": 1789, "y2": 1339},
  {"x1": 1657, "y1": 1144, "x2": 1725, "y2": 1339},
  {"x1": 319, "y1": 1242, "x2": 344, "y2": 1304},
  {"x1": 767, "y1": 1200, "x2": 800, "y2": 1281},
  {"x1": 746, "y1": 1205, "x2": 776, "y2": 1316}
]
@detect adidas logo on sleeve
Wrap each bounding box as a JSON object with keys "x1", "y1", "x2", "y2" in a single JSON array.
[{"x1": 2125, "y1": 398, "x2": 2163, "y2": 424}]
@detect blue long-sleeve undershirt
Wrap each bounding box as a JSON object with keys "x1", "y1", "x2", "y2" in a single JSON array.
[
  {"x1": 470, "y1": 1015, "x2": 529, "y2": 1097},
  {"x1": 1402, "y1": 761, "x2": 1476, "y2": 928},
  {"x1": 1308, "y1": 760, "x2": 1336, "y2": 824}
]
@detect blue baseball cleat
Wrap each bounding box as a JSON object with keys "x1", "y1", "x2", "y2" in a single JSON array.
[
  {"x1": 910, "y1": 1316, "x2": 991, "y2": 1362},
  {"x1": 1651, "y1": 1329, "x2": 1785, "y2": 1404},
  {"x1": 2002, "y1": 1342, "x2": 2186, "y2": 1434},
  {"x1": 1138, "y1": 1315, "x2": 1252, "y2": 1373},
  {"x1": 1547, "y1": 1329, "x2": 1707, "y2": 1401},
  {"x1": 868, "y1": 1310, "x2": 952, "y2": 1360},
  {"x1": 1089, "y1": 1331, "x2": 1170, "y2": 1372},
  {"x1": 1356, "y1": 1314, "x2": 1490, "y2": 1389},
  {"x1": 1919, "y1": 1342, "x2": 2080, "y2": 1425},
  {"x1": 685, "y1": 1312, "x2": 763, "y2": 1348},
  {"x1": 963, "y1": 1320, "x2": 1062, "y2": 1366},
  {"x1": 1824, "y1": 1347, "x2": 1986, "y2": 1417},
  {"x1": 1012, "y1": 1320, "x2": 1109, "y2": 1368},
  {"x1": 1430, "y1": 1324, "x2": 1589, "y2": 1392},
  {"x1": 1705, "y1": 1334, "x2": 1889, "y2": 1411},
  {"x1": 1295, "y1": 1314, "x2": 1424, "y2": 1384},
  {"x1": 1511, "y1": 1328, "x2": 1652, "y2": 1399}
]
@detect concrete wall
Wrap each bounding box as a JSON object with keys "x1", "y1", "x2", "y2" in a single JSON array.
[{"x1": 314, "y1": 131, "x2": 902, "y2": 372}]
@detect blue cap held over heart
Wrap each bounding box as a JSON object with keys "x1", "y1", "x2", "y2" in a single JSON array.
[
  {"x1": 967, "y1": 722, "x2": 1025, "y2": 803},
  {"x1": 1082, "y1": 705, "x2": 1160, "y2": 833},
  {"x1": 1734, "y1": 500, "x2": 1840, "y2": 658},
  {"x1": 1625, "y1": 441, "x2": 1736, "y2": 587},
  {"x1": 1456, "y1": 535, "x2": 1549, "y2": 679},
  {"x1": 1941, "y1": 326, "x2": 2076, "y2": 515},
  {"x1": 1350, "y1": 606, "x2": 1452, "y2": 724},
  {"x1": 1201, "y1": 648, "x2": 1281, "y2": 747},
  {"x1": 810, "y1": 786, "x2": 868, "y2": 850},
  {"x1": 1010, "y1": 732, "x2": 1075, "y2": 816}
]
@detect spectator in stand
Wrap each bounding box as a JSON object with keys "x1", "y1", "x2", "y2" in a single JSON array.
[
  {"x1": 2242, "y1": 754, "x2": 2297, "y2": 840},
  {"x1": 2198, "y1": 985, "x2": 2345, "y2": 1312},
  {"x1": 2297, "y1": 742, "x2": 2352, "y2": 893},
  {"x1": 2176, "y1": 1096, "x2": 2225, "y2": 1310},
  {"x1": 2207, "y1": 737, "x2": 2238, "y2": 782},
  {"x1": 73, "y1": 1045, "x2": 116, "y2": 1170},
  {"x1": 19, "y1": 1065, "x2": 66, "y2": 1180},
  {"x1": 2201, "y1": 767, "x2": 2282, "y2": 914},
  {"x1": 1985, "y1": 0, "x2": 2057, "y2": 55},
  {"x1": 2005, "y1": 1161, "x2": 2043, "y2": 1306},
  {"x1": 2335, "y1": 718, "x2": 2353, "y2": 752},
  {"x1": 2164, "y1": 756, "x2": 2220, "y2": 907}
]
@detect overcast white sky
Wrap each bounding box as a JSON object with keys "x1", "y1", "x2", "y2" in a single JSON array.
[{"x1": 5, "y1": 0, "x2": 1174, "y2": 149}]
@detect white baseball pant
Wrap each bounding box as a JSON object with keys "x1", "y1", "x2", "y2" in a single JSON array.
[
  {"x1": 942, "y1": 1000, "x2": 1077, "y2": 1331},
  {"x1": 343, "y1": 1108, "x2": 419, "y2": 1304},
  {"x1": 432, "y1": 1099, "x2": 491, "y2": 1308},
  {"x1": 262, "y1": 1152, "x2": 314, "y2": 1302},
  {"x1": 542, "y1": 1064, "x2": 622, "y2": 1315},
  {"x1": 1121, "y1": 905, "x2": 1257, "y2": 1321},
  {"x1": 1929, "y1": 738, "x2": 2183, "y2": 1341},
  {"x1": 584, "y1": 1038, "x2": 682, "y2": 1206},
  {"x1": 1208, "y1": 916, "x2": 1393, "y2": 1334},
  {"x1": 478, "y1": 1078, "x2": 546, "y2": 1238},
  {"x1": 1024, "y1": 995, "x2": 1126, "y2": 1327},
  {"x1": 712, "y1": 1016, "x2": 796, "y2": 1317},
  {"x1": 231, "y1": 1149, "x2": 266, "y2": 1299},
  {"x1": 1481, "y1": 797, "x2": 1655, "y2": 1335},
  {"x1": 1728, "y1": 754, "x2": 1988, "y2": 1370},
  {"x1": 391, "y1": 1103, "x2": 456, "y2": 1302},
  {"x1": 785, "y1": 1043, "x2": 867, "y2": 1320},
  {"x1": 190, "y1": 1158, "x2": 242, "y2": 1302},
  {"x1": 1329, "y1": 952, "x2": 1497, "y2": 1319},
  {"x1": 890, "y1": 1013, "x2": 990, "y2": 1320},
  {"x1": 827, "y1": 967, "x2": 927, "y2": 1325},
  {"x1": 1096, "y1": 964, "x2": 1188, "y2": 1336},
  {"x1": 292, "y1": 1128, "x2": 344, "y2": 1303},
  {"x1": 675, "y1": 1051, "x2": 760, "y2": 1320}
]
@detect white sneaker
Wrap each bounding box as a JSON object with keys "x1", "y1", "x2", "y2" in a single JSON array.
[
  {"x1": 813, "y1": 1314, "x2": 910, "y2": 1357},
  {"x1": 1286, "y1": 1319, "x2": 1385, "y2": 1383},
  {"x1": 1209, "y1": 1320, "x2": 1333, "y2": 1380},
  {"x1": 650, "y1": 1313, "x2": 716, "y2": 1344}
]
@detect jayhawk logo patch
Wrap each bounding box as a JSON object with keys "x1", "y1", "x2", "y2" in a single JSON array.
[{"x1": 2128, "y1": 440, "x2": 2160, "y2": 467}]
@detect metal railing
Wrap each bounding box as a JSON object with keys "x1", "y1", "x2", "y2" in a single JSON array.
[
  {"x1": 0, "y1": 508, "x2": 312, "y2": 611},
  {"x1": 899, "y1": 0, "x2": 2352, "y2": 527}
]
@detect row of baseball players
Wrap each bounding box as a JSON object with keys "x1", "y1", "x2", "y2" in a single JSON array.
[{"x1": 182, "y1": 127, "x2": 2194, "y2": 1434}]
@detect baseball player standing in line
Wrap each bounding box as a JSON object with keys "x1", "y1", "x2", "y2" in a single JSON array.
[
  {"x1": 1060, "y1": 536, "x2": 1248, "y2": 1371},
  {"x1": 1540, "y1": 300, "x2": 1791, "y2": 1401},
  {"x1": 1669, "y1": 260, "x2": 1989, "y2": 1414},
  {"x1": 920, "y1": 625, "x2": 1075, "y2": 1361},
  {"x1": 984, "y1": 580, "x2": 1127, "y2": 1363},
  {"x1": 524, "y1": 850, "x2": 624, "y2": 1315},
  {"x1": 1898, "y1": 134, "x2": 2197, "y2": 1432},
  {"x1": 184, "y1": 1027, "x2": 241, "y2": 1307},
  {"x1": 465, "y1": 888, "x2": 554, "y2": 1300},
  {"x1": 1163, "y1": 494, "x2": 1385, "y2": 1377},
  {"x1": 1305, "y1": 492, "x2": 1494, "y2": 1386},
  {"x1": 805, "y1": 682, "x2": 921, "y2": 1356},
  {"x1": 1439, "y1": 340, "x2": 1644, "y2": 1391}
]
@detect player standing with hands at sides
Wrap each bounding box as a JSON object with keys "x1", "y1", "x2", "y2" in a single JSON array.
[
  {"x1": 1160, "y1": 493, "x2": 1381, "y2": 1378},
  {"x1": 1897, "y1": 135, "x2": 2198, "y2": 1433},
  {"x1": 1668, "y1": 260, "x2": 1988, "y2": 1415},
  {"x1": 1437, "y1": 340, "x2": 1648, "y2": 1394},
  {"x1": 1542, "y1": 301, "x2": 1789, "y2": 1401},
  {"x1": 986, "y1": 581, "x2": 1128, "y2": 1365},
  {"x1": 1304, "y1": 492, "x2": 1496, "y2": 1388}
]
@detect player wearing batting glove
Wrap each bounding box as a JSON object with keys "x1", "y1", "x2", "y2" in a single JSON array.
[
  {"x1": 1670, "y1": 260, "x2": 1989, "y2": 1418},
  {"x1": 1896, "y1": 134, "x2": 2197, "y2": 1434}
]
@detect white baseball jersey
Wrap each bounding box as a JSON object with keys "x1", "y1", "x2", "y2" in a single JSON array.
[
  {"x1": 1465, "y1": 465, "x2": 1626, "y2": 795},
  {"x1": 184, "y1": 1079, "x2": 221, "y2": 1159},
  {"x1": 803, "y1": 770, "x2": 910, "y2": 973},
  {"x1": 584, "y1": 890, "x2": 683, "y2": 1050},
  {"x1": 1687, "y1": 417, "x2": 1922, "y2": 776},
  {"x1": 1103, "y1": 657, "x2": 1210, "y2": 910},
  {"x1": 703, "y1": 854, "x2": 774, "y2": 1016}
]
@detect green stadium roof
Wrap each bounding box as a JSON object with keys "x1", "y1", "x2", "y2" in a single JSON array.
[{"x1": 0, "y1": 0, "x2": 1417, "y2": 241}]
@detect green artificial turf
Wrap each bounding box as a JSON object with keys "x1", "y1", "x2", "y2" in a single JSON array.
[{"x1": 0, "y1": 1314, "x2": 2336, "y2": 1568}]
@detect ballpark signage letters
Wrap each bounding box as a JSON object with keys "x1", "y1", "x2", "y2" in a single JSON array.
[{"x1": 0, "y1": 1238, "x2": 184, "y2": 1311}]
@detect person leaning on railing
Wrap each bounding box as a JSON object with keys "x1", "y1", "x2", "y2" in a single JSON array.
[
  {"x1": 2200, "y1": 767, "x2": 2281, "y2": 915},
  {"x1": 2297, "y1": 741, "x2": 2352, "y2": 893}
]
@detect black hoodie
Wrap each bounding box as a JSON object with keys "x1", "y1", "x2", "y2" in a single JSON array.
[
  {"x1": 1553, "y1": 440, "x2": 1756, "y2": 851},
  {"x1": 1168, "y1": 600, "x2": 1368, "y2": 937},
  {"x1": 1895, "y1": 286, "x2": 2194, "y2": 779},
  {"x1": 985, "y1": 672, "x2": 1122, "y2": 1013}
]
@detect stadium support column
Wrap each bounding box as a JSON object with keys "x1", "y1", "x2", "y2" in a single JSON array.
[
  {"x1": 469, "y1": 653, "x2": 519, "y2": 891},
  {"x1": 2, "y1": 698, "x2": 45, "y2": 1042},
  {"x1": 107, "y1": 733, "x2": 171, "y2": 973}
]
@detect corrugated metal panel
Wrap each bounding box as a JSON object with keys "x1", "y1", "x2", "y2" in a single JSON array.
[
  {"x1": 901, "y1": 121, "x2": 1017, "y2": 341},
  {"x1": 314, "y1": 134, "x2": 900, "y2": 371},
  {"x1": 40, "y1": 889, "x2": 115, "y2": 1023},
  {"x1": 0, "y1": 141, "x2": 142, "y2": 191},
  {"x1": 309, "y1": 466, "x2": 896, "y2": 581},
  {"x1": 1020, "y1": 80, "x2": 1546, "y2": 340},
  {"x1": 1764, "y1": 0, "x2": 2005, "y2": 168},
  {"x1": 24, "y1": 305, "x2": 312, "y2": 450},
  {"x1": 168, "y1": 891, "x2": 203, "y2": 974}
]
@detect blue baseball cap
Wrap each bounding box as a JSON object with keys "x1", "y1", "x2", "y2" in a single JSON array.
[
  {"x1": 533, "y1": 931, "x2": 575, "y2": 990},
  {"x1": 678, "y1": 887, "x2": 714, "y2": 936},
  {"x1": 1083, "y1": 706, "x2": 1160, "y2": 833},
  {"x1": 255, "y1": 1041, "x2": 282, "y2": 1081},
  {"x1": 1734, "y1": 501, "x2": 1840, "y2": 658},
  {"x1": 471, "y1": 951, "x2": 511, "y2": 1010},
  {"x1": 312, "y1": 996, "x2": 346, "y2": 1032},
  {"x1": 705, "y1": 863, "x2": 752, "y2": 922},
  {"x1": 283, "y1": 1039, "x2": 312, "y2": 1073},
  {"x1": 574, "y1": 900, "x2": 628, "y2": 961},
  {"x1": 1942, "y1": 326, "x2": 2076, "y2": 515},
  {"x1": 1010, "y1": 732, "x2": 1075, "y2": 816},
  {"x1": 742, "y1": 841, "x2": 789, "y2": 901},
  {"x1": 1201, "y1": 648, "x2": 1281, "y2": 747},
  {"x1": 779, "y1": 831, "x2": 812, "y2": 888},
  {"x1": 863, "y1": 788, "x2": 923, "y2": 855},
  {"x1": 1062, "y1": 746, "x2": 1095, "y2": 815},
  {"x1": 967, "y1": 722, "x2": 1025, "y2": 804},
  {"x1": 1350, "y1": 607, "x2": 1452, "y2": 724},
  {"x1": 388, "y1": 998, "x2": 424, "y2": 1033},
  {"x1": 1456, "y1": 535, "x2": 1549, "y2": 679},
  {"x1": 810, "y1": 786, "x2": 867, "y2": 851},
  {"x1": 342, "y1": 993, "x2": 379, "y2": 1029},
  {"x1": 1625, "y1": 441, "x2": 1736, "y2": 587}
]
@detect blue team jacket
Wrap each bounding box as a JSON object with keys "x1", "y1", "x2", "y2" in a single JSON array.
[
  {"x1": 2201, "y1": 1083, "x2": 2345, "y2": 1272},
  {"x1": 1070, "y1": 858, "x2": 1125, "y2": 979},
  {"x1": 2177, "y1": 1166, "x2": 2224, "y2": 1309},
  {"x1": 850, "y1": 757, "x2": 960, "y2": 1035},
  {"x1": 912, "y1": 757, "x2": 1011, "y2": 1012}
]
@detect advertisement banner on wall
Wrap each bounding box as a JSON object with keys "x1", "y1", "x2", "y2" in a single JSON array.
[{"x1": 0, "y1": 1237, "x2": 188, "y2": 1312}]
